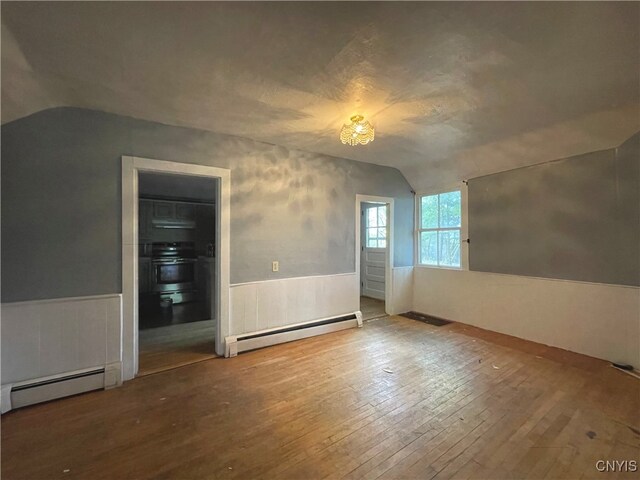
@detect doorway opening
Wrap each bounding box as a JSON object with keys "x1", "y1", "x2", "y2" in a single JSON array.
[
  {"x1": 121, "y1": 157, "x2": 230, "y2": 381},
  {"x1": 137, "y1": 172, "x2": 218, "y2": 375},
  {"x1": 356, "y1": 195, "x2": 393, "y2": 321}
]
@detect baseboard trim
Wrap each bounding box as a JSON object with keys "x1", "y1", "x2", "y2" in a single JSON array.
[
  {"x1": 1, "y1": 362, "x2": 122, "y2": 413},
  {"x1": 1, "y1": 385, "x2": 12, "y2": 414},
  {"x1": 225, "y1": 311, "x2": 363, "y2": 357}
]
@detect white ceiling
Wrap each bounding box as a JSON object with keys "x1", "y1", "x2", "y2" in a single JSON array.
[{"x1": 2, "y1": 2, "x2": 639, "y2": 190}]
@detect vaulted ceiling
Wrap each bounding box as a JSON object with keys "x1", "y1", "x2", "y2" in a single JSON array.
[{"x1": 2, "y1": 2, "x2": 638, "y2": 189}]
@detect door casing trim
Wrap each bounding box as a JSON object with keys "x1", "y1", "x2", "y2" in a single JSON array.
[
  {"x1": 121, "y1": 156, "x2": 230, "y2": 380},
  {"x1": 355, "y1": 195, "x2": 394, "y2": 314}
]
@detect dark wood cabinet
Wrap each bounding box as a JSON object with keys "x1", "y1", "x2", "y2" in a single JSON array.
[
  {"x1": 139, "y1": 257, "x2": 152, "y2": 294},
  {"x1": 175, "y1": 203, "x2": 196, "y2": 220},
  {"x1": 153, "y1": 201, "x2": 175, "y2": 219},
  {"x1": 139, "y1": 200, "x2": 153, "y2": 239}
]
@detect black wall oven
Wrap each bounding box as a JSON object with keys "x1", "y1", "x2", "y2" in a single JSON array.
[{"x1": 151, "y1": 242, "x2": 197, "y2": 304}]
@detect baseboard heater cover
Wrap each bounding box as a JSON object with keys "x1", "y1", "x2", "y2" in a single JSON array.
[
  {"x1": 225, "y1": 311, "x2": 363, "y2": 357},
  {"x1": 3, "y1": 363, "x2": 122, "y2": 413}
]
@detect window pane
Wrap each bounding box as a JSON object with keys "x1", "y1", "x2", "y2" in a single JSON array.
[
  {"x1": 377, "y1": 239, "x2": 386, "y2": 248},
  {"x1": 421, "y1": 195, "x2": 438, "y2": 228},
  {"x1": 420, "y1": 231, "x2": 438, "y2": 265},
  {"x1": 366, "y1": 227, "x2": 376, "y2": 247},
  {"x1": 377, "y1": 206, "x2": 387, "y2": 227},
  {"x1": 367, "y1": 208, "x2": 377, "y2": 228},
  {"x1": 439, "y1": 191, "x2": 461, "y2": 228},
  {"x1": 378, "y1": 227, "x2": 386, "y2": 239},
  {"x1": 438, "y1": 230, "x2": 460, "y2": 267}
]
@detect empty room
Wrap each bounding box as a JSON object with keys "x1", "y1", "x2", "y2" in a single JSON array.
[{"x1": 1, "y1": 2, "x2": 638, "y2": 479}]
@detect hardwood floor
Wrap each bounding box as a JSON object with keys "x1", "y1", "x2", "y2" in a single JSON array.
[
  {"x1": 2, "y1": 316, "x2": 639, "y2": 480},
  {"x1": 360, "y1": 296, "x2": 387, "y2": 321}
]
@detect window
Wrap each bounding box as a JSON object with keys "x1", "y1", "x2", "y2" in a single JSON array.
[
  {"x1": 365, "y1": 205, "x2": 387, "y2": 248},
  {"x1": 418, "y1": 190, "x2": 462, "y2": 267}
]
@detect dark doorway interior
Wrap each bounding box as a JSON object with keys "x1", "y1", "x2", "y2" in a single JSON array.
[{"x1": 137, "y1": 171, "x2": 218, "y2": 375}]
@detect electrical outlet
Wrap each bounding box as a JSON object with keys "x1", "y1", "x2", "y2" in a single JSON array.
[{"x1": 272, "y1": 261, "x2": 279, "y2": 272}]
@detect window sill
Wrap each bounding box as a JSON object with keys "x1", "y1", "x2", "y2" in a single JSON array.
[{"x1": 414, "y1": 264, "x2": 467, "y2": 272}]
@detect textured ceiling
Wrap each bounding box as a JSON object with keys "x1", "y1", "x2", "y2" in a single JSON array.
[{"x1": 2, "y1": 2, "x2": 639, "y2": 189}]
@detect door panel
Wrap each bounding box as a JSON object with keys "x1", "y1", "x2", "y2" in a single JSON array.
[
  {"x1": 366, "y1": 265, "x2": 385, "y2": 277},
  {"x1": 361, "y1": 203, "x2": 387, "y2": 301},
  {"x1": 362, "y1": 248, "x2": 385, "y2": 299}
]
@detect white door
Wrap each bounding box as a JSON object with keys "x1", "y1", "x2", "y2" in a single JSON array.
[{"x1": 361, "y1": 203, "x2": 387, "y2": 300}]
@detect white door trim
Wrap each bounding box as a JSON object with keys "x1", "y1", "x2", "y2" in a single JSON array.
[
  {"x1": 121, "y1": 156, "x2": 230, "y2": 381},
  {"x1": 355, "y1": 195, "x2": 394, "y2": 314}
]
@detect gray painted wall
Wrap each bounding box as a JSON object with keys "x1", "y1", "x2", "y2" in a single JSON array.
[
  {"x1": 468, "y1": 133, "x2": 639, "y2": 286},
  {"x1": 1, "y1": 108, "x2": 414, "y2": 302}
]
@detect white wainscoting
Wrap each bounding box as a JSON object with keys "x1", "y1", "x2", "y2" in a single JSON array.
[
  {"x1": 230, "y1": 273, "x2": 359, "y2": 335},
  {"x1": 388, "y1": 266, "x2": 414, "y2": 315},
  {"x1": 1, "y1": 294, "x2": 122, "y2": 386},
  {"x1": 413, "y1": 268, "x2": 640, "y2": 366}
]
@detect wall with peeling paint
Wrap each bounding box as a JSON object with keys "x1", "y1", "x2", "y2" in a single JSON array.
[
  {"x1": 468, "y1": 133, "x2": 639, "y2": 286},
  {"x1": 1, "y1": 108, "x2": 414, "y2": 302}
]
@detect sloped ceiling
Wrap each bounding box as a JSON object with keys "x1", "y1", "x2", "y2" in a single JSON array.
[{"x1": 2, "y1": 2, "x2": 638, "y2": 190}]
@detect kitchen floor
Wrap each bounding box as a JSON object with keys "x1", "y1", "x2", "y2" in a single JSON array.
[
  {"x1": 139, "y1": 298, "x2": 216, "y2": 376},
  {"x1": 138, "y1": 319, "x2": 216, "y2": 376},
  {"x1": 139, "y1": 299, "x2": 209, "y2": 330}
]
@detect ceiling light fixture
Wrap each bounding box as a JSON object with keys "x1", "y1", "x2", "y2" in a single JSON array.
[{"x1": 340, "y1": 115, "x2": 375, "y2": 146}]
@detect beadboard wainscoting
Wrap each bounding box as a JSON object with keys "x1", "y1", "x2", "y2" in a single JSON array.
[
  {"x1": 389, "y1": 266, "x2": 414, "y2": 315},
  {"x1": 230, "y1": 273, "x2": 359, "y2": 336},
  {"x1": 413, "y1": 267, "x2": 640, "y2": 367},
  {"x1": 1, "y1": 294, "x2": 122, "y2": 387}
]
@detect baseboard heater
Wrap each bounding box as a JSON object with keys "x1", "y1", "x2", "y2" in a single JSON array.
[
  {"x1": 3, "y1": 363, "x2": 121, "y2": 413},
  {"x1": 225, "y1": 311, "x2": 363, "y2": 357}
]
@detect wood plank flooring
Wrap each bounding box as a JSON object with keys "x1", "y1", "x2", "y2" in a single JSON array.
[
  {"x1": 138, "y1": 320, "x2": 217, "y2": 376},
  {"x1": 2, "y1": 316, "x2": 639, "y2": 480},
  {"x1": 360, "y1": 296, "x2": 387, "y2": 321}
]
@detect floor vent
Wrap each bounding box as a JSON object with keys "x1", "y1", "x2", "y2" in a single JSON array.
[
  {"x1": 10, "y1": 368, "x2": 106, "y2": 410},
  {"x1": 400, "y1": 311, "x2": 452, "y2": 327},
  {"x1": 226, "y1": 312, "x2": 363, "y2": 356}
]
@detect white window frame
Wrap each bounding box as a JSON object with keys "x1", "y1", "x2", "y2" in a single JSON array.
[{"x1": 415, "y1": 183, "x2": 469, "y2": 270}]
